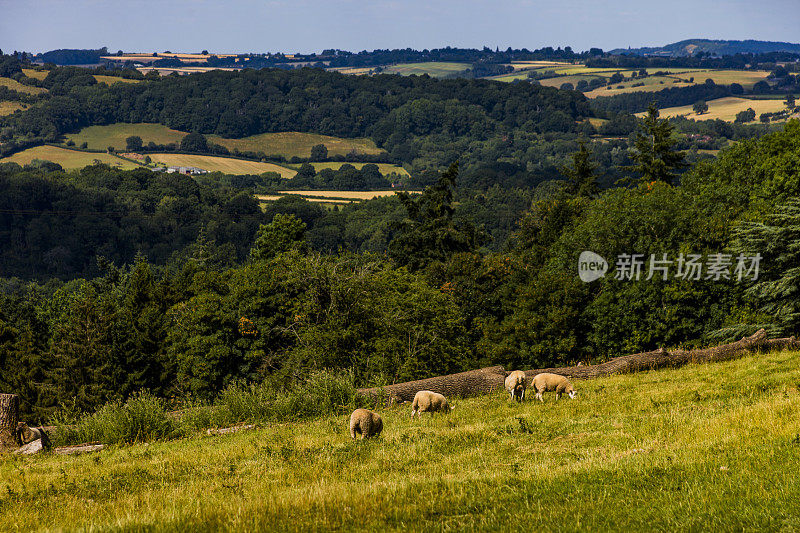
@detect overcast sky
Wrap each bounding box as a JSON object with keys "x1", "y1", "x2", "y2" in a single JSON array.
[{"x1": 2, "y1": 0, "x2": 798, "y2": 55}]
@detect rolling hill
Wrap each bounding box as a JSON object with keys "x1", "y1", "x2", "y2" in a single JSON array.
[{"x1": 610, "y1": 39, "x2": 800, "y2": 57}]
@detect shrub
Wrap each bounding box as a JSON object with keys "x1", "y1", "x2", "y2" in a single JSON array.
[{"x1": 52, "y1": 391, "x2": 175, "y2": 446}]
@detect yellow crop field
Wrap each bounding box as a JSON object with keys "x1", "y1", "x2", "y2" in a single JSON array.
[
  {"x1": 276, "y1": 190, "x2": 405, "y2": 200},
  {"x1": 0, "y1": 146, "x2": 143, "y2": 170},
  {"x1": 93, "y1": 75, "x2": 141, "y2": 85},
  {"x1": 0, "y1": 101, "x2": 26, "y2": 116},
  {"x1": 21, "y1": 68, "x2": 48, "y2": 80},
  {"x1": 583, "y1": 77, "x2": 693, "y2": 98},
  {"x1": 643, "y1": 96, "x2": 790, "y2": 122},
  {"x1": 150, "y1": 154, "x2": 296, "y2": 177},
  {"x1": 65, "y1": 123, "x2": 187, "y2": 151},
  {"x1": 0, "y1": 77, "x2": 47, "y2": 94},
  {"x1": 207, "y1": 131, "x2": 385, "y2": 159},
  {"x1": 307, "y1": 162, "x2": 409, "y2": 176}
]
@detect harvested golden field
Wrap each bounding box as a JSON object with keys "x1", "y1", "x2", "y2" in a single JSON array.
[
  {"x1": 584, "y1": 77, "x2": 693, "y2": 98},
  {"x1": 0, "y1": 101, "x2": 26, "y2": 116},
  {"x1": 93, "y1": 75, "x2": 141, "y2": 85},
  {"x1": 65, "y1": 123, "x2": 187, "y2": 151},
  {"x1": 307, "y1": 162, "x2": 409, "y2": 176},
  {"x1": 643, "y1": 96, "x2": 790, "y2": 122},
  {"x1": 21, "y1": 68, "x2": 48, "y2": 80},
  {"x1": 207, "y1": 131, "x2": 385, "y2": 159},
  {"x1": 276, "y1": 190, "x2": 405, "y2": 200},
  {"x1": 150, "y1": 154, "x2": 296, "y2": 177},
  {"x1": 0, "y1": 77, "x2": 47, "y2": 94},
  {"x1": 0, "y1": 146, "x2": 143, "y2": 170}
]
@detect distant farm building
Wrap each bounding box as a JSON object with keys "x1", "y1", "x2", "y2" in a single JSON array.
[{"x1": 166, "y1": 166, "x2": 208, "y2": 175}]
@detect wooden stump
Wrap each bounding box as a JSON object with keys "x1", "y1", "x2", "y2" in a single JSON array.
[{"x1": 0, "y1": 393, "x2": 20, "y2": 451}]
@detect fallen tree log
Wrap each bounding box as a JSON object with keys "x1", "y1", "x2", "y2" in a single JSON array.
[{"x1": 358, "y1": 329, "x2": 797, "y2": 403}]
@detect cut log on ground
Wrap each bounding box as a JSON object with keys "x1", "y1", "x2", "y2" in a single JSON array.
[
  {"x1": 0, "y1": 393, "x2": 20, "y2": 452},
  {"x1": 54, "y1": 443, "x2": 105, "y2": 456},
  {"x1": 358, "y1": 330, "x2": 797, "y2": 403}
]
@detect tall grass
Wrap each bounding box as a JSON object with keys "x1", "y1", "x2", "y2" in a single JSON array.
[{"x1": 52, "y1": 370, "x2": 364, "y2": 446}]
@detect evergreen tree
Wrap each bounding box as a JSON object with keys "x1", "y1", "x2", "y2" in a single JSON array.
[
  {"x1": 625, "y1": 103, "x2": 686, "y2": 185},
  {"x1": 388, "y1": 163, "x2": 483, "y2": 271},
  {"x1": 560, "y1": 139, "x2": 598, "y2": 197}
]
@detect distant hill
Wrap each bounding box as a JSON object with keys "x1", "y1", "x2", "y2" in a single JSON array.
[{"x1": 610, "y1": 39, "x2": 800, "y2": 57}]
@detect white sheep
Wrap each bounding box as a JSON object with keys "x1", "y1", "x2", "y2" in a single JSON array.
[
  {"x1": 531, "y1": 373, "x2": 577, "y2": 402},
  {"x1": 410, "y1": 390, "x2": 454, "y2": 419},
  {"x1": 349, "y1": 408, "x2": 383, "y2": 439},
  {"x1": 504, "y1": 370, "x2": 527, "y2": 401}
]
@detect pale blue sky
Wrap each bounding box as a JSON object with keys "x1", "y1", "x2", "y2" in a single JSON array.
[{"x1": 2, "y1": 0, "x2": 798, "y2": 55}]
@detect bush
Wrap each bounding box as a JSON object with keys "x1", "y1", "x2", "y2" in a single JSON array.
[{"x1": 52, "y1": 391, "x2": 175, "y2": 446}]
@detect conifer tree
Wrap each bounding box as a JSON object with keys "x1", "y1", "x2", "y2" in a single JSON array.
[{"x1": 625, "y1": 103, "x2": 686, "y2": 185}]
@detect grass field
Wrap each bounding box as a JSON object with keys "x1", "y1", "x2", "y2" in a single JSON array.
[
  {"x1": 305, "y1": 162, "x2": 409, "y2": 177},
  {"x1": 21, "y1": 68, "x2": 48, "y2": 80},
  {"x1": 382, "y1": 62, "x2": 470, "y2": 77},
  {"x1": 645, "y1": 96, "x2": 791, "y2": 122},
  {"x1": 0, "y1": 101, "x2": 27, "y2": 116},
  {"x1": 3, "y1": 350, "x2": 800, "y2": 530},
  {"x1": 64, "y1": 123, "x2": 188, "y2": 151},
  {"x1": 207, "y1": 132, "x2": 385, "y2": 159},
  {"x1": 150, "y1": 154, "x2": 296, "y2": 177},
  {"x1": 92, "y1": 75, "x2": 142, "y2": 85},
  {"x1": 64, "y1": 124, "x2": 385, "y2": 159},
  {"x1": 0, "y1": 77, "x2": 47, "y2": 95},
  {"x1": 0, "y1": 146, "x2": 143, "y2": 170}
]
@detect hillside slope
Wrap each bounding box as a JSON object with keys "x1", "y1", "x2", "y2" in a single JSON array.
[
  {"x1": 611, "y1": 39, "x2": 800, "y2": 57},
  {"x1": 2, "y1": 350, "x2": 800, "y2": 531}
]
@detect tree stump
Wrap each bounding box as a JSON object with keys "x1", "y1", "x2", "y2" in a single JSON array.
[{"x1": 0, "y1": 393, "x2": 20, "y2": 451}]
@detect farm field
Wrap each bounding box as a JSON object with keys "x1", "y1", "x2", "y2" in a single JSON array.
[
  {"x1": 0, "y1": 145, "x2": 143, "y2": 170},
  {"x1": 64, "y1": 123, "x2": 188, "y2": 151},
  {"x1": 645, "y1": 96, "x2": 790, "y2": 122},
  {"x1": 150, "y1": 154, "x2": 296, "y2": 177},
  {"x1": 21, "y1": 68, "x2": 48, "y2": 80},
  {"x1": 2, "y1": 349, "x2": 800, "y2": 530},
  {"x1": 583, "y1": 77, "x2": 693, "y2": 97},
  {"x1": 258, "y1": 190, "x2": 405, "y2": 204},
  {"x1": 304, "y1": 162, "x2": 409, "y2": 176},
  {"x1": 382, "y1": 62, "x2": 470, "y2": 77},
  {"x1": 92, "y1": 75, "x2": 141, "y2": 85},
  {"x1": 0, "y1": 77, "x2": 47, "y2": 94},
  {"x1": 64, "y1": 124, "x2": 385, "y2": 159},
  {"x1": 207, "y1": 131, "x2": 385, "y2": 159},
  {"x1": 0, "y1": 101, "x2": 27, "y2": 116}
]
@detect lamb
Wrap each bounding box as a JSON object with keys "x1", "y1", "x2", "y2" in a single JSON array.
[
  {"x1": 15, "y1": 422, "x2": 51, "y2": 449},
  {"x1": 504, "y1": 370, "x2": 527, "y2": 401},
  {"x1": 410, "y1": 390, "x2": 454, "y2": 419},
  {"x1": 531, "y1": 373, "x2": 577, "y2": 402},
  {"x1": 349, "y1": 408, "x2": 383, "y2": 439}
]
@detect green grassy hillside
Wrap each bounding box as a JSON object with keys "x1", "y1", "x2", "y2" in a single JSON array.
[{"x1": 2, "y1": 350, "x2": 800, "y2": 531}]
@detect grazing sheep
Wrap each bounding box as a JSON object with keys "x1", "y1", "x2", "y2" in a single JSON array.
[
  {"x1": 410, "y1": 390, "x2": 454, "y2": 419},
  {"x1": 15, "y1": 422, "x2": 51, "y2": 449},
  {"x1": 349, "y1": 409, "x2": 383, "y2": 439},
  {"x1": 531, "y1": 373, "x2": 577, "y2": 402},
  {"x1": 504, "y1": 370, "x2": 527, "y2": 402}
]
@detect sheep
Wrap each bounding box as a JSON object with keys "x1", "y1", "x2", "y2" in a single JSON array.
[
  {"x1": 15, "y1": 422, "x2": 51, "y2": 449},
  {"x1": 349, "y1": 408, "x2": 383, "y2": 439},
  {"x1": 504, "y1": 370, "x2": 527, "y2": 402},
  {"x1": 531, "y1": 373, "x2": 577, "y2": 402},
  {"x1": 410, "y1": 390, "x2": 454, "y2": 419}
]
